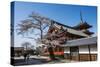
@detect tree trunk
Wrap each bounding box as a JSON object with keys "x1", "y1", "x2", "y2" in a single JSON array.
[{"x1": 47, "y1": 44, "x2": 55, "y2": 60}]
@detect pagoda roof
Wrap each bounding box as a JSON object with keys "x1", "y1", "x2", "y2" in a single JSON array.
[
  {"x1": 83, "y1": 30, "x2": 94, "y2": 35},
  {"x1": 51, "y1": 20, "x2": 74, "y2": 29},
  {"x1": 49, "y1": 21, "x2": 89, "y2": 37},
  {"x1": 73, "y1": 22, "x2": 92, "y2": 30},
  {"x1": 66, "y1": 27, "x2": 89, "y2": 37}
]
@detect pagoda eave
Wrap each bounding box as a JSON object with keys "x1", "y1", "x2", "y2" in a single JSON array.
[{"x1": 73, "y1": 22, "x2": 92, "y2": 30}]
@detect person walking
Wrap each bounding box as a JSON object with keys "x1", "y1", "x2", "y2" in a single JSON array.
[{"x1": 23, "y1": 53, "x2": 27, "y2": 61}]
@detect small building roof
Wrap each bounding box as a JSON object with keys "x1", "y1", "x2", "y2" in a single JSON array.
[
  {"x1": 62, "y1": 37, "x2": 97, "y2": 47},
  {"x1": 14, "y1": 47, "x2": 24, "y2": 51}
]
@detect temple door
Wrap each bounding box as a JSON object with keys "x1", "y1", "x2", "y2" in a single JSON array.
[{"x1": 70, "y1": 46, "x2": 79, "y2": 61}]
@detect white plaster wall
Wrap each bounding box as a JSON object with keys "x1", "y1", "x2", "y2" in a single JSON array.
[
  {"x1": 90, "y1": 44, "x2": 97, "y2": 54},
  {"x1": 79, "y1": 45, "x2": 89, "y2": 54},
  {"x1": 64, "y1": 47, "x2": 70, "y2": 53},
  {"x1": 79, "y1": 44, "x2": 97, "y2": 54},
  {"x1": 64, "y1": 44, "x2": 97, "y2": 54}
]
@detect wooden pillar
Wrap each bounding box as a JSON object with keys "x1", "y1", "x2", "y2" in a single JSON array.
[
  {"x1": 70, "y1": 47, "x2": 72, "y2": 60},
  {"x1": 78, "y1": 46, "x2": 80, "y2": 61},
  {"x1": 88, "y1": 45, "x2": 92, "y2": 61}
]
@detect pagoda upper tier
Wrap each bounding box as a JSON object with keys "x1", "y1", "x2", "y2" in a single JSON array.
[{"x1": 73, "y1": 21, "x2": 92, "y2": 30}]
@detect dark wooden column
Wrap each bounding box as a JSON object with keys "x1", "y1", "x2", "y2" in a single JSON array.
[
  {"x1": 78, "y1": 46, "x2": 80, "y2": 61},
  {"x1": 70, "y1": 47, "x2": 72, "y2": 60},
  {"x1": 88, "y1": 45, "x2": 92, "y2": 61}
]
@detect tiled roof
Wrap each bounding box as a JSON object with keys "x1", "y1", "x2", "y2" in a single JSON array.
[
  {"x1": 62, "y1": 37, "x2": 97, "y2": 47},
  {"x1": 54, "y1": 23, "x2": 89, "y2": 37}
]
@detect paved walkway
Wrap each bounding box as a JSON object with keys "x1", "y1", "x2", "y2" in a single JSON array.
[
  {"x1": 14, "y1": 56, "x2": 50, "y2": 60},
  {"x1": 13, "y1": 56, "x2": 76, "y2": 66},
  {"x1": 14, "y1": 56, "x2": 50, "y2": 66}
]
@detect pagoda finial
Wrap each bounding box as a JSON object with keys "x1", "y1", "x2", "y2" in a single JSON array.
[{"x1": 80, "y1": 11, "x2": 83, "y2": 23}]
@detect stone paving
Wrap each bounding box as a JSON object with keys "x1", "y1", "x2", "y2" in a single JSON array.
[{"x1": 13, "y1": 56, "x2": 76, "y2": 66}]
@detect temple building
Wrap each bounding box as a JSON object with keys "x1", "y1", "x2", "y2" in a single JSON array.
[{"x1": 41, "y1": 12, "x2": 97, "y2": 61}]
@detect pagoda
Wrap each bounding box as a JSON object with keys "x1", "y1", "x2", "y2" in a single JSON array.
[{"x1": 73, "y1": 11, "x2": 94, "y2": 36}]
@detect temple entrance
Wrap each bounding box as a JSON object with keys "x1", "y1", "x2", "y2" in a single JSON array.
[{"x1": 70, "y1": 46, "x2": 79, "y2": 61}]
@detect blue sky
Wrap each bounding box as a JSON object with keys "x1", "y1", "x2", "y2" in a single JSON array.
[{"x1": 13, "y1": 1, "x2": 97, "y2": 47}]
